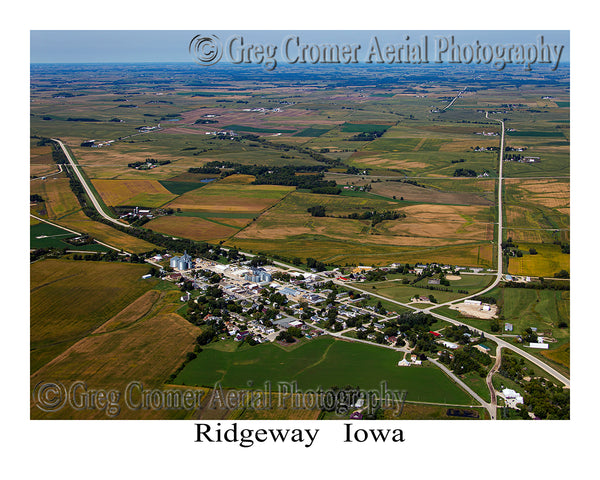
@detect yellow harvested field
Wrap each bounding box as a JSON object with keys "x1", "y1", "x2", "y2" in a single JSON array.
[
  {"x1": 235, "y1": 201, "x2": 493, "y2": 248},
  {"x1": 31, "y1": 312, "x2": 202, "y2": 419},
  {"x1": 93, "y1": 290, "x2": 162, "y2": 334},
  {"x1": 145, "y1": 215, "x2": 240, "y2": 242},
  {"x1": 505, "y1": 179, "x2": 570, "y2": 210},
  {"x1": 507, "y1": 243, "x2": 570, "y2": 277},
  {"x1": 218, "y1": 174, "x2": 255, "y2": 184},
  {"x1": 92, "y1": 179, "x2": 175, "y2": 206},
  {"x1": 30, "y1": 164, "x2": 60, "y2": 177},
  {"x1": 31, "y1": 259, "x2": 158, "y2": 372},
  {"x1": 386, "y1": 204, "x2": 493, "y2": 241}
]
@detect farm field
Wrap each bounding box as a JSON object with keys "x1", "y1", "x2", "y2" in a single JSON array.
[
  {"x1": 57, "y1": 210, "x2": 159, "y2": 253},
  {"x1": 91, "y1": 179, "x2": 177, "y2": 207},
  {"x1": 31, "y1": 310, "x2": 201, "y2": 419},
  {"x1": 30, "y1": 221, "x2": 110, "y2": 252},
  {"x1": 30, "y1": 143, "x2": 60, "y2": 177},
  {"x1": 30, "y1": 259, "x2": 159, "y2": 372},
  {"x1": 506, "y1": 243, "x2": 570, "y2": 277},
  {"x1": 30, "y1": 177, "x2": 82, "y2": 220},
  {"x1": 144, "y1": 215, "x2": 240, "y2": 242},
  {"x1": 165, "y1": 174, "x2": 294, "y2": 214},
  {"x1": 174, "y1": 336, "x2": 475, "y2": 405},
  {"x1": 229, "y1": 190, "x2": 494, "y2": 266}
]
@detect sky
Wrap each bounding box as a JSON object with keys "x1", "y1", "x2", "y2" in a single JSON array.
[{"x1": 30, "y1": 30, "x2": 570, "y2": 64}]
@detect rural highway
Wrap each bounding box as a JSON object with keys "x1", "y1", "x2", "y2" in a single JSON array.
[
  {"x1": 51, "y1": 138, "x2": 130, "y2": 228},
  {"x1": 442, "y1": 86, "x2": 468, "y2": 110}
]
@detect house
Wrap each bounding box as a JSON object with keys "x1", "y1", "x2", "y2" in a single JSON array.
[
  {"x1": 502, "y1": 388, "x2": 524, "y2": 405},
  {"x1": 397, "y1": 358, "x2": 411, "y2": 367},
  {"x1": 235, "y1": 331, "x2": 250, "y2": 342},
  {"x1": 464, "y1": 299, "x2": 481, "y2": 306},
  {"x1": 441, "y1": 341, "x2": 459, "y2": 349},
  {"x1": 504, "y1": 323, "x2": 513, "y2": 332},
  {"x1": 180, "y1": 291, "x2": 191, "y2": 302}
]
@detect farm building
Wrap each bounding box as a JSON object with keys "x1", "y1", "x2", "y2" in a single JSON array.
[
  {"x1": 528, "y1": 342, "x2": 549, "y2": 349},
  {"x1": 244, "y1": 267, "x2": 272, "y2": 284},
  {"x1": 170, "y1": 251, "x2": 193, "y2": 270}
]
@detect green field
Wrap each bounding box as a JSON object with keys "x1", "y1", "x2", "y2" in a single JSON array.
[
  {"x1": 354, "y1": 274, "x2": 495, "y2": 305},
  {"x1": 341, "y1": 123, "x2": 392, "y2": 133},
  {"x1": 434, "y1": 285, "x2": 569, "y2": 372},
  {"x1": 158, "y1": 179, "x2": 215, "y2": 195},
  {"x1": 30, "y1": 222, "x2": 109, "y2": 252},
  {"x1": 293, "y1": 127, "x2": 331, "y2": 137},
  {"x1": 174, "y1": 336, "x2": 474, "y2": 405}
]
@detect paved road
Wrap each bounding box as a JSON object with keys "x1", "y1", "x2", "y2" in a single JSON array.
[
  {"x1": 51, "y1": 138, "x2": 130, "y2": 228},
  {"x1": 442, "y1": 86, "x2": 468, "y2": 110},
  {"x1": 486, "y1": 346, "x2": 503, "y2": 419}
]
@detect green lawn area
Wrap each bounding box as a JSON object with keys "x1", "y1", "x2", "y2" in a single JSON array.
[
  {"x1": 30, "y1": 222, "x2": 110, "y2": 252},
  {"x1": 174, "y1": 336, "x2": 474, "y2": 405}
]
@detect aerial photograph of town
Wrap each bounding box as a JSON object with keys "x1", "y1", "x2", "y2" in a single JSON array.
[{"x1": 30, "y1": 30, "x2": 571, "y2": 423}]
